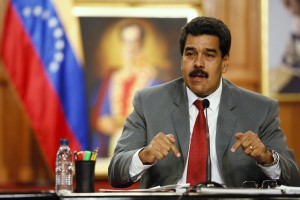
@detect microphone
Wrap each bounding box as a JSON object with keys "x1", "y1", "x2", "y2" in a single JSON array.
[
  {"x1": 191, "y1": 99, "x2": 223, "y2": 190},
  {"x1": 202, "y1": 99, "x2": 210, "y2": 109},
  {"x1": 202, "y1": 99, "x2": 212, "y2": 185}
]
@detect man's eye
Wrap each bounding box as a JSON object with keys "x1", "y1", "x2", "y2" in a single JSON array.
[
  {"x1": 206, "y1": 53, "x2": 214, "y2": 57},
  {"x1": 204, "y1": 53, "x2": 216, "y2": 60},
  {"x1": 185, "y1": 51, "x2": 196, "y2": 56}
]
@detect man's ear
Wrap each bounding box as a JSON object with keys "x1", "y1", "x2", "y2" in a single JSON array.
[{"x1": 222, "y1": 55, "x2": 229, "y2": 73}]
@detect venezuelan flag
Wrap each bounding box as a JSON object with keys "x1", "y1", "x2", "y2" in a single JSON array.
[{"x1": 0, "y1": 0, "x2": 88, "y2": 173}]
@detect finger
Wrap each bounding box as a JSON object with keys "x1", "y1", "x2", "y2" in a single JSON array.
[
  {"x1": 157, "y1": 135, "x2": 174, "y2": 151},
  {"x1": 154, "y1": 150, "x2": 167, "y2": 160},
  {"x1": 152, "y1": 133, "x2": 170, "y2": 149},
  {"x1": 244, "y1": 145, "x2": 254, "y2": 155},
  {"x1": 234, "y1": 132, "x2": 243, "y2": 139},
  {"x1": 151, "y1": 143, "x2": 178, "y2": 160},
  {"x1": 166, "y1": 134, "x2": 175, "y2": 143},
  {"x1": 249, "y1": 139, "x2": 267, "y2": 158},
  {"x1": 170, "y1": 143, "x2": 181, "y2": 157},
  {"x1": 152, "y1": 133, "x2": 178, "y2": 158},
  {"x1": 156, "y1": 144, "x2": 170, "y2": 157},
  {"x1": 232, "y1": 131, "x2": 256, "y2": 152},
  {"x1": 242, "y1": 134, "x2": 264, "y2": 157},
  {"x1": 249, "y1": 147, "x2": 263, "y2": 158},
  {"x1": 248, "y1": 138, "x2": 261, "y2": 153},
  {"x1": 140, "y1": 132, "x2": 174, "y2": 163},
  {"x1": 242, "y1": 132, "x2": 259, "y2": 154},
  {"x1": 146, "y1": 144, "x2": 167, "y2": 161},
  {"x1": 158, "y1": 133, "x2": 174, "y2": 145},
  {"x1": 231, "y1": 133, "x2": 244, "y2": 152},
  {"x1": 242, "y1": 138, "x2": 252, "y2": 150},
  {"x1": 155, "y1": 133, "x2": 181, "y2": 158},
  {"x1": 166, "y1": 134, "x2": 181, "y2": 157}
]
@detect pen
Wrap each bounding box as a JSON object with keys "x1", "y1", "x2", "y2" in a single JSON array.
[
  {"x1": 76, "y1": 151, "x2": 84, "y2": 161},
  {"x1": 90, "y1": 149, "x2": 99, "y2": 161},
  {"x1": 83, "y1": 151, "x2": 92, "y2": 160}
]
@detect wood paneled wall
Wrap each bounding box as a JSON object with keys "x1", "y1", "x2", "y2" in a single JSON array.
[
  {"x1": 203, "y1": 0, "x2": 261, "y2": 92},
  {"x1": 277, "y1": 102, "x2": 300, "y2": 164},
  {"x1": 0, "y1": 0, "x2": 299, "y2": 186},
  {"x1": 203, "y1": 0, "x2": 300, "y2": 164}
]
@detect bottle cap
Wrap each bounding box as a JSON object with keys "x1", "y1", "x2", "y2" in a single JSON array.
[{"x1": 60, "y1": 138, "x2": 69, "y2": 145}]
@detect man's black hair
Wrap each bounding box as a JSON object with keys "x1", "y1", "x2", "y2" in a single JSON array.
[{"x1": 179, "y1": 16, "x2": 231, "y2": 58}]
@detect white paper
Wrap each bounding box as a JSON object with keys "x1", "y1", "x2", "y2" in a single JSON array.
[
  {"x1": 276, "y1": 185, "x2": 300, "y2": 194},
  {"x1": 196, "y1": 187, "x2": 282, "y2": 195},
  {"x1": 99, "y1": 183, "x2": 190, "y2": 192}
]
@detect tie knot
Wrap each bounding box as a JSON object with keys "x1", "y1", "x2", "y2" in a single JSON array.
[{"x1": 194, "y1": 100, "x2": 203, "y2": 111}]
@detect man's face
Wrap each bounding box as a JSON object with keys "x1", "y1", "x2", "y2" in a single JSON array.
[
  {"x1": 121, "y1": 25, "x2": 143, "y2": 61},
  {"x1": 181, "y1": 34, "x2": 229, "y2": 97}
]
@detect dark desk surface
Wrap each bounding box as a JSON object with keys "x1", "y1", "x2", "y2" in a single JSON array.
[
  {"x1": 1, "y1": 188, "x2": 300, "y2": 200},
  {"x1": 60, "y1": 191, "x2": 300, "y2": 200},
  {"x1": 0, "y1": 191, "x2": 57, "y2": 199}
]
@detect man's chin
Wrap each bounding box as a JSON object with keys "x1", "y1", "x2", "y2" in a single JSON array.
[{"x1": 189, "y1": 86, "x2": 209, "y2": 98}]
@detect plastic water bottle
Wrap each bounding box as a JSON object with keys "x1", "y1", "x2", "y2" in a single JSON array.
[{"x1": 55, "y1": 138, "x2": 73, "y2": 194}]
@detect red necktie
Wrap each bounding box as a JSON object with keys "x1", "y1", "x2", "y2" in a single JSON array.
[{"x1": 187, "y1": 100, "x2": 208, "y2": 186}]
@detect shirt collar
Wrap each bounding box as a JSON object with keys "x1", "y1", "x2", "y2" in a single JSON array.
[{"x1": 186, "y1": 79, "x2": 223, "y2": 112}]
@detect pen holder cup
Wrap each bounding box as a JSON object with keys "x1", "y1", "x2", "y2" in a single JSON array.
[{"x1": 75, "y1": 160, "x2": 96, "y2": 193}]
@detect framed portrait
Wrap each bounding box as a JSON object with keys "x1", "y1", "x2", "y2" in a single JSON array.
[
  {"x1": 73, "y1": 3, "x2": 200, "y2": 177},
  {"x1": 264, "y1": 0, "x2": 300, "y2": 101}
]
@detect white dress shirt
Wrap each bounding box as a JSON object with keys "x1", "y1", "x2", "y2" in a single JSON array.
[
  {"x1": 176, "y1": 78, "x2": 224, "y2": 185},
  {"x1": 129, "y1": 79, "x2": 280, "y2": 185}
]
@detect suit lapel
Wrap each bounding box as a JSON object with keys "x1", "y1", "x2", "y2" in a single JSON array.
[
  {"x1": 216, "y1": 79, "x2": 238, "y2": 175},
  {"x1": 170, "y1": 79, "x2": 190, "y2": 166}
]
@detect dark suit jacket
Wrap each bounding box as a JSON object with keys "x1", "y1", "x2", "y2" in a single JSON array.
[{"x1": 108, "y1": 78, "x2": 300, "y2": 188}]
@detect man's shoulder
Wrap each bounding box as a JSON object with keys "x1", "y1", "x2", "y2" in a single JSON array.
[
  {"x1": 224, "y1": 79, "x2": 277, "y2": 105},
  {"x1": 139, "y1": 78, "x2": 184, "y2": 94}
]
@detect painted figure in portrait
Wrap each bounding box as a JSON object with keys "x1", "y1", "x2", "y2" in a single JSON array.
[
  {"x1": 90, "y1": 18, "x2": 172, "y2": 157},
  {"x1": 270, "y1": 0, "x2": 300, "y2": 93}
]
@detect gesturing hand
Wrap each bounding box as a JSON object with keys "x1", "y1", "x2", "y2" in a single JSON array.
[
  {"x1": 139, "y1": 132, "x2": 181, "y2": 165},
  {"x1": 231, "y1": 131, "x2": 273, "y2": 165}
]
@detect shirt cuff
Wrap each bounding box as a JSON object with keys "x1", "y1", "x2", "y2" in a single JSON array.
[
  {"x1": 257, "y1": 151, "x2": 281, "y2": 180},
  {"x1": 129, "y1": 148, "x2": 155, "y2": 182}
]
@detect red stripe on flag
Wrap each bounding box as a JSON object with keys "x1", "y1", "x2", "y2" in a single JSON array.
[{"x1": 1, "y1": 3, "x2": 81, "y2": 173}]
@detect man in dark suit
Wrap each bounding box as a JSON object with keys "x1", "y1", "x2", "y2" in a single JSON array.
[{"x1": 108, "y1": 16, "x2": 300, "y2": 188}]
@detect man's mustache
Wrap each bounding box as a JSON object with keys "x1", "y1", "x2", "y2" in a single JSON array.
[{"x1": 189, "y1": 68, "x2": 209, "y2": 78}]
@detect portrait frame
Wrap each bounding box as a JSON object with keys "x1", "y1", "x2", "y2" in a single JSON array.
[
  {"x1": 73, "y1": 1, "x2": 201, "y2": 178},
  {"x1": 262, "y1": 0, "x2": 300, "y2": 101}
]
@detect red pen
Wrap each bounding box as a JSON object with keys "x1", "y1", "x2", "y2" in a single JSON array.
[{"x1": 76, "y1": 151, "x2": 84, "y2": 161}]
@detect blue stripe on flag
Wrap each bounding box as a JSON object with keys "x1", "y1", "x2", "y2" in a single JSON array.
[{"x1": 12, "y1": 0, "x2": 89, "y2": 149}]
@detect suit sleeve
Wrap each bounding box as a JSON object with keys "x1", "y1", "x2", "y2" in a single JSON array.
[
  {"x1": 260, "y1": 99, "x2": 300, "y2": 186},
  {"x1": 108, "y1": 91, "x2": 148, "y2": 188}
]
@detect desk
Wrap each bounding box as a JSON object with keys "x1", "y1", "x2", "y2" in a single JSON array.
[
  {"x1": 0, "y1": 191, "x2": 57, "y2": 199},
  {"x1": 60, "y1": 188, "x2": 300, "y2": 200},
  {"x1": 61, "y1": 192, "x2": 300, "y2": 200},
  {"x1": 1, "y1": 190, "x2": 300, "y2": 200}
]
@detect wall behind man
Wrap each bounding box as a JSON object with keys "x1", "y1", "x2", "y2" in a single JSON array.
[
  {"x1": 203, "y1": 0, "x2": 300, "y2": 165},
  {"x1": 0, "y1": 0, "x2": 299, "y2": 187}
]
